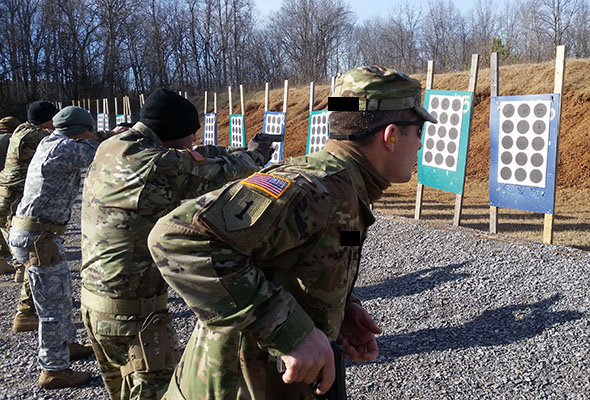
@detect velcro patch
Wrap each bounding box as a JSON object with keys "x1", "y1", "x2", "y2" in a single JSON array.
[
  {"x1": 224, "y1": 186, "x2": 272, "y2": 231},
  {"x1": 184, "y1": 147, "x2": 204, "y2": 162},
  {"x1": 241, "y1": 173, "x2": 290, "y2": 199}
]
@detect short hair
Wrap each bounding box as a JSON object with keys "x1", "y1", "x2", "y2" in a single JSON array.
[{"x1": 329, "y1": 109, "x2": 420, "y2": 146}]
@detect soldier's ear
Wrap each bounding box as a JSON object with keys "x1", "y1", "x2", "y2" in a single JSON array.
[{"x1": 383, "y1": 125, "x2": 396, "y2": 152}]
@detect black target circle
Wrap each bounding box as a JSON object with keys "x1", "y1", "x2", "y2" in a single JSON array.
[
  {"x1": 441, "y1": 98, "x2": 450, "y2": 110},
  {"x1": 515, "y1": 152, "x2": 527, "y2": 166},
  {"x1": 439, "y1": 112, "x2": 448, "y2": 124},
  {"x1": 435, "y1": 154, "x2": 443, "y2": 165},
  {"x1": 517, "y1": 120, "x2": 529, "y2": 134},
  {"x1": 530, "y1": 170, "x2": 543, "y2": 184},
  {"x1": 445, "y1": 156, "x2": 455, "y2": 168},
  {"x1": 430, "y1": 97, "x2": 439, "y2": 108},
  {"x1": 503, "y1": 104, "x2": 515, "y2": 118},
  {"x1": 534, "y1": 103, "x2": 547, "y2": 117},
  {"x1": 437, "y1": 126, "x2": 447, "y2": 138},
  {"x1": 516, "y1": 136, "x2": 529, "y2": 150},
  {"x1": 424, "y1": 151, "x2": 433, "y2": 163},
  {"x1": 447, "y1": 142, "x2": 457, "y2": 154},
  {"x1": 533, "y1": 120, "x2": 546, "y2": 134},
  {"x1": 501, "y1": 151, "x2": 512, "y2": 164},
  {"x1": 428, "y1": 124, "x2": 436, "y2": 136},
  {"x1": 515, "y1": 168, "x2": 527, "y2": 182},
  {"x1": 500, "y1": 167, "x2": 512, "y2": 180},
  {"x1": 518, "y1": 103, "x2": 530, "y2": 117},
  {"x1": 531, "y1": 153, "x2": 544, "y2": 167},
  {"x1": 452, "y1": 99, "x2": 461, "y2": 111},
  {"x1": 502, "y1": 120, "x2": 514, "y2": 133},
  {"x1": 501, "y1": 136, "x2": 514, "y2": 149}
]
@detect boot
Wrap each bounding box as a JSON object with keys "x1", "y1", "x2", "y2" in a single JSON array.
[
  {"x1": 0, "y1": 258, "x2": 12, "y2": 275},
  {"x1": 69, "y1": 342, "x2": 94, "y2": 361},
  {"x1": 12, "y1": 310, "x2": 39, "y2": 332},
  {"x1": 14, "y1": 265, "x2": 24, "y2": 283},
  {"x1": 39, "y1": 368, "x2": 92, "y2": 389}
]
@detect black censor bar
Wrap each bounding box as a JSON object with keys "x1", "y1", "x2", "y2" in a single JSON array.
[{"x1": 328, "y1": 97, "x2": 359, "y2": 112}]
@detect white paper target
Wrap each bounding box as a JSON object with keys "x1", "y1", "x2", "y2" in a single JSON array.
[
  {"x1": 497, "y1": 100, "x2": 551, "y2": 187},
  {"x1": 421, "y1": 95, "x2": 464, "y2": 172},
  {"x1": 307, "y1": 111, "x2": 330, "y2": 154},
  {"x1": 204, "y1": 113, "x2": 217, "y2": 145},
  {"x1": 263, "y1": 112, "x2": 285, "y2": 163},
  {"x1": 230, "y1": 115, "x2": 245, "y2": 147}
]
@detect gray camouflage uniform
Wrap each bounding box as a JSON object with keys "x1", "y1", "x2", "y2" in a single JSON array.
[{"x1": 9, "y1": 132, "x2": 100, "y2": 371}]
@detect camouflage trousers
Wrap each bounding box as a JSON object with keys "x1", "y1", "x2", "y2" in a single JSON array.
[
  {"x1": 9, "y1": 230, "x2": 76, "y2": 370},
  {"x1": 81, "y1": 307, "x2": 178, "y2": 400}
]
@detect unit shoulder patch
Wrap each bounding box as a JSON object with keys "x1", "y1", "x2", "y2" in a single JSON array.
[
  {"x1": 223, "y1": 186, "x2": 272, "y2": 231},
  {"x1": 241, "y1": 173, "x2": 290, "y2": 199}
]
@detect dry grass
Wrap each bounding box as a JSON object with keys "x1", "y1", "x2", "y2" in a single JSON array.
[{"x1": 374, "y1": 176, "x2": 590, "y2": 252}]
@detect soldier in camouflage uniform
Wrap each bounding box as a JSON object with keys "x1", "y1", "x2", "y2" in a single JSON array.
[
  {"x1": 8, "y1": 106, "x2": 105, "y2": 389},
  {"x1": 147, "y1": 66, "x2": 437, "y2": 399},
  {"x1": 0, "y1": 116, "x2": 21, "y2": 275},
  {"x1": 0, "y1": 102, "x2": 58, "y2": 332},
  {"x1": 79, "y1": 89, "x2": 273, "y2": 400}
]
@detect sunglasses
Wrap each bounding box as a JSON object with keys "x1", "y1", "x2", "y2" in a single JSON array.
[{"x1": 391, "y1": 120, "x2": 425, "y2": 139}]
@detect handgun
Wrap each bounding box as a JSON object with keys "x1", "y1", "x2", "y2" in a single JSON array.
[
  {"x1": 314, "y1": 341, "x2": 347, "y2": 400},
  {"x1": 253, "y1": 132, "x2": 285, "y2": 142}
]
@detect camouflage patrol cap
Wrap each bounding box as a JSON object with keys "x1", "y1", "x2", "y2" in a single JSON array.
[{"x1": 333, "y1": 66, "x2": 437, "y2": 123}]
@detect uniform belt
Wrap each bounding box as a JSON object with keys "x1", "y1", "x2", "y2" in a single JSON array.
[
  {"x1": 81, "y1": 286, "x2": 168, "y2": 316},
  {"x1": 11, "y1": 215, "x2": 66, "y2": 235}
]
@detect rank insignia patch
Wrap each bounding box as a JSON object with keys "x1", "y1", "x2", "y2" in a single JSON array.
[{"x1": 241, "y1": 173, "x2": 290, "y2": 199}]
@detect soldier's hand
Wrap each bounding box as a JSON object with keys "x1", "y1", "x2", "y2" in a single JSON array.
[
  {"x1": 280, "y1": 327, "x2": 334, "y2": 395},
  {"x1": 247, "y1": 135, "x2": 274, "y2": 164},
  {"x1": 338, "y1": 302, "x2": 382, "y2": 362}
]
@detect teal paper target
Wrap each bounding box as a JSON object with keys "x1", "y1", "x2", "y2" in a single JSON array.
[
  {"x1": 116, "y1": 114, "x2": 131, "y2": 125},
  {"x1": 306, "y1": 110, "x2": 330, "y2": 154},
  {"x1": 417, "y1": 89, "x2": 473, "y2": 195},
  {"x1": 262, "y1": 111, "x2": 286, "y2": 164},
  {"x1": 203, "y1": 113, "x2": 217, "y2": 145},
  {"x1": 230, "y1": 114, "x2": 246, "y2": 147}
]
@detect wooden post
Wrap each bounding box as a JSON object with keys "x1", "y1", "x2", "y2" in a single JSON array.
[
  {"x1": 543, "y1": 45, "x2": 566, "y2": 244},
  {"x1": 490, "y1": 52, "x2": 499, "y2": 234},
  {"x1": 139, "y1": 93, "x2": 145, "y2": 108},
  {"x1": 96, "y1": 99, "x2": 99, "y2": 118},
  {"x1": 283, "y1": 80, "x2": 289, "y2": 115},
  {"x1": 309, "y1": 82, "x2": 315, "y2": 113},
  {"x1": 239, "y1": 85, "x2": 245, "y2": 115},
  {"x1": 331, "y1": 76, "x2": 335, "y2": 96},
  {"x1": 228, "y1": 86, "x2": 233, "y2": 115},
  {"x1": 204, "y1": 91, "x2": 208, "y2": 115},
  {"x1": 264, "y1": 83, "x2": 269, "y2": 112},
  {"x1": 415, "y1": 60, "x2": 434, "y2": 220},
  {"x1": 453, "y1": 54, "x2": 480, "y2": 227},
  {"x1": 214, "y1": 92, "x2": 217, "y2": 114},
  {"x1": 114, "y1": 97, "x2": 119, "y2": 116},
  {"x1": 184, "y1": 91, "x2": 188, "y2": 99}
]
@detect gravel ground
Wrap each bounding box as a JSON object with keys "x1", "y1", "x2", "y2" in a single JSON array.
[{"x1": 1, "y1": 190, "x2": 589, "y2": 400}]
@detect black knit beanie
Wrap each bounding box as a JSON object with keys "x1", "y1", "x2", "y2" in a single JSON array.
[
  {"x1": 28, "y1": 101, "x2": 59, "y2": 125},
  {"x1": 139, "y1": 88, "x2": 200, "y2": 141}
]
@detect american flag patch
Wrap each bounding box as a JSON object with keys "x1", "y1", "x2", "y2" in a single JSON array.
[{"x1": 241, "y1": 173, "x2": 290, "y2": 198}]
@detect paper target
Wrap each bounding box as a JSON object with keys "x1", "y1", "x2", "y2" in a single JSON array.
[
  {"x1": 489, "y1": 94, "x2": 560, "y2": 214},
  {"x1": 417, "y1": 89, "x2": 474, "y2": 195},
  {"x1": 306, "y1": 111, "x2": 330, "y2": 154},
  {"x1": 97, "y1": 113, "x2": 110, "y2": 131},
  {"x1": 115, "y1": 114, "x2": 130, "y2": 125},
  {"x1": 203, "y1": 113, "x2": 217, "y2": 145},
  {"x1": 230, "y1": 114, "x2": 246, "y2": 147},
  {"x1": 262, "y1": 111, "x2": 286, "y2": 164}
]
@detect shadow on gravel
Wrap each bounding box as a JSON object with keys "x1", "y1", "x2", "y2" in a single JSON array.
[
  {"x1": 354, "y1": 262, "x2": 471, "y2": 301},
  {"x1": 374, "y1": 294, "x2": 583, "y2": 361}
]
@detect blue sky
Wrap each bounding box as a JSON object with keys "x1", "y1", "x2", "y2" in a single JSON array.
[{"x1": 253, "y1": 0, "x2": 477, "y2": 21}]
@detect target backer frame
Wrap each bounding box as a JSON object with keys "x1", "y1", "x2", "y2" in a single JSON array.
[
  {"x1": 261, "y1": 80, "x2": 289, "y2": 166},
  {"x1": 229, "y1": 85, "x2": 247, "y2": 148},
  {"x1": 202, "y1": 91, "x2": 218, "y2": 145},
  {"x1": 415, "y1": 55, "x2": 480, "y2": 226},
  {"x1": 489, "y1": 45, "x2": 565, "y2": 244},
  {"x1": 306, "y1": 110, "x2": 331, "y2": 154},
  {"x1": 489, "y1": 93, "x2": 560, "y2": 214}
]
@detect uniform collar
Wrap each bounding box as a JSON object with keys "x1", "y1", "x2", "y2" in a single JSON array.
[{"x1": 131, "y1": 121, "x2": 165, "y2": 146}]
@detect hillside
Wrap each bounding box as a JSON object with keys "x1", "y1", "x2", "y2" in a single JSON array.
[{"x1": 200, "y1": 58, "x2": 590, "y2": 189}]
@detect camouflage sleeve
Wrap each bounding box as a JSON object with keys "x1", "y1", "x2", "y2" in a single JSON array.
[
  {"x1": 194, "y1": 144, "x2": 265, "y2": 165},
  {"x1": 148, "y1": 180, "x2": 331, "y2": 356},
  {"x1": 57, "y1": 139, "x2": 100, "y2": 169},
  {"x1": 174, "y1": 147, "x2": 264, "y2": 200}
]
